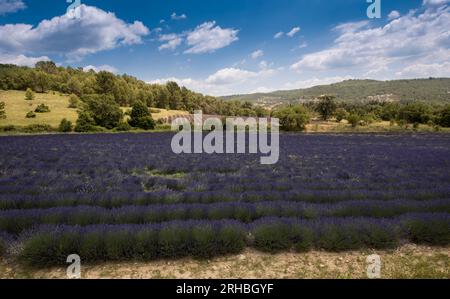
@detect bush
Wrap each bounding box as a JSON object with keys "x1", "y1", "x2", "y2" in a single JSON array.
[
  {"x1": 290, "y1": 225, "x2": 314, "y2": 252},
  {"x1": 22, "y1": 124, "x2": 53, "y2": 133},
  {"x1": 0, "y1": 101, "x2": 6, "y2": 119},
  {"x1": 272, "y1": 105, "x2": 311, "y2": 131},
  {"x1": 335, "y1": 108, "x2": 348, "y2": 123},
  {"x1": 253, "y1": 223, "x2": 291, "y2": 253},
  {"x1": 74, "y1": 111, "x2": 96, "y2": 132},
  {"x1": 114, "y1": 121, "x2": 132, "y2": 132},
  {"x1": 316, "y1": 95, "x2": 337, "y2": 121},
  {"x1": 403, "y1": 218, "x2": 449, "y2": 246},
  {"x1": 58, "y1": 118, "x2": 73, "y2": 132},
  {"x1": 129, "y1": 101, "x2": 155, "y2": 130},
  {"x1": 437, "y1": 105, "x2": 450, "y2": 128},
  {"x1": 35, "y1": 104, "x2": 51, "y2": 113},
  {"x1": 26, "y1": 111, "x2": 36, "y2": 118},
  {"x1": 68, "y1": 94, "x2": 80, "y2": 109},
  {"x1": 398, "y1": 102, "x2": 432, "y2": 124},
  {"x1": 25, "y1": 88, "x2": 34, "y2": 101},
  {"x1": 347, "y1": 114, "x2": 360, "y2": 127},
  {"x1": 0, "y1": 125, "x2": 16, "y2": 132},
  {"x1": 158, "y1": 226, "x2": 190, "y2": 258},
  {"x1": 83, "y1": 95, "x2": 123, "y2": 129}
]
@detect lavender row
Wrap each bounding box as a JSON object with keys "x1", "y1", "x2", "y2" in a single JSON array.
[
  {"x1": 0, "y1": 199, "x2": 449, "y2": 234},
  {"x1": 1, "y1": 188, "x2": 449, "y2": 211},
  {"x1": 14, "y1": 213, "x2": 449, "y2": 267}
]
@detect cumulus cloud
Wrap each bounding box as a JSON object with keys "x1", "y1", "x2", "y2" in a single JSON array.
[
  {"x1": 158, "y1": 34, "x2": 183, "y2": 51},
  {"x1": 290, "y1": 6, "x2": 450, "y2": 79},
  {"x1": 388, "y1": 10, "x2": 401, "y2": 20},
  {"x1": 422, "y1": 0, "x2": 450, "y2": 6},
  {"x1": 171, "y1": 12, "x2": 187, "y2": 20},
  {"x1": 0, "y1": 53, "x2": 50, "y2": 67},
  {"x1": 150, "y1": 65, "x2": 277, "y2": 96},
  {"x1": 250, "y1": 50, "x2": 264, "y2": 59},
  {"x1": 286, "y1": 27, "x2": 301, "y2": 37},
  {"x1": 0, "y1": 5, "x2": 150, "y2": 60},
  {"x1": 83, "y1": 64, "x2": 118, "y2": 73},
  {"x1": 184, "y1": 21, "x2": 239, "y2": 54},
  {"x1": 0, "y1": 0, "x2": 25, "y2": 15}
]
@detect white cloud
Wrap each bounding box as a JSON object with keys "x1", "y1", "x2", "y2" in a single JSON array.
[
  {"x1": 395, "y1": 61, "x2": 450, "y2": 77},
  {"x1": 150, "y1": 65, "x2": 277, "y2": 96},
  {"x1": 388, "y1": 10, "x2": 401, "y2": 20},
  {"x1": 0, "y1": 0, "x2": 25, "y2": 15},
  {"x1": 0, "y1": 53, "x2": 50, "y2": 67},
  {"x1": 423, "y1": 0, "x2": 450, "y2": 6},
  {"x1": 83, "y1": 64, "x2": 118, "y2": 73},
  {"x1": 291, "y1": 7, "x2": 450, "y2": 79},
  {"x1": 250, "y1": 49, "x2": 264, "y2": 59},
  {"x1": 0, "y1": 5, "x2": 150, "y2": 60},
  {"x1": 184, "y1": 21, "x2": 239, "y2": 54},
  {"x1": 274, "y1": 32, "x2": 284, "y2": 39},
  {"x1": 205, "y1": 68, "x2": 258, "y2": 85},
  {"x1": 158, "y1": 34, "x2": 183, "y2": 51},
  {"x1": 287, "y1": 27, "x2": 301, "y2": 37},
  {"x1": 171, "y1": 12, "x2": 187, "y2": 20}
]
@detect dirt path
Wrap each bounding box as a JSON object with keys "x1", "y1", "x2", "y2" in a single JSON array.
[{"x1": 1, "y1": 244, "x2": 448, "y2": 279}]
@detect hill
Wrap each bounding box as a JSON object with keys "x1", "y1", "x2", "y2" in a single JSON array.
[
  {"x1": 221, "y1": 78, "x2": 450, "y2": 107},
  {"x1": 0, "y1": 90, "x2": 188, "y2": 128}
]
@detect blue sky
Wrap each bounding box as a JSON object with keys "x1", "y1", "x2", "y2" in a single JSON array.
[{"x1": 0, "y1": 0, "x2": 449, "y2": 95}]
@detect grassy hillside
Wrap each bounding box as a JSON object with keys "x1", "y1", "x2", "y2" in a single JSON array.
[
  {"x1": 0, "y1": 90, "x2": 188, "y2": 128},
  {"x1": 221, "y1": 78, "x2": 450, "y2": 106}
]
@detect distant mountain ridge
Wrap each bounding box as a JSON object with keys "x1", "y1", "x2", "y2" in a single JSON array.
[{"x1": 220, "y1": 78, "x2": 450, "y2": 106}]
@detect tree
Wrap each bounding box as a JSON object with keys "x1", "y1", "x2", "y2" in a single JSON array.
[
  {"x1": 95, "y1": 71, "x2": 116, "y2": 95},
  {"x1": 347, "y1": 114, "x2": 360, "y2": 127},
  {"x1": 68, "y1": 94, "x2": 80, "y2": 109},
  {"x1": 398, "y1": 102, "x2": 432, "y2": 124},
  {"x1": 35, "y1": 61, "x2": 57, "y2": 74},
  {"x1": 33, "y1": 71, "x2": 50, "y2": 93},
  {"x1": 437, "y1": 105, "x2": 450, "y2": 128},
  {"x1": 84, "y1": 95, "x2": 123, "y2": 129},
  {"x1": 74, "y1": 111, "x2": 96, "y2": 132},
  {"x1": 35, "y1": 104, "x2": 51, "y2": 113},
  {"x1": 128, "y1": 101, "x2": 155, "y2": 130},
  {"x1": 273, "y1": 105, "x2": 311, "y2": 131},
  {"x1": 317, "y1": 95, "x2": 337, "y2": 121},
  {"x1": 58, "y1": 119, "x2": 73, "y2": 132},
  {"x1": 25, "y1": 88, "x2": 35, "y2": 101},
  {"x1": 335, "y1": 108, "x2": 348, "y2": 122},
  {"x1": 0, "y1": 101, "x2": 6, "y2": 119},
  {"x1": 26, "y1": 111, "x2": 36, "y2": 118}
]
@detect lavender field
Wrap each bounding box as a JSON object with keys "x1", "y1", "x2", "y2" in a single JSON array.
[{"x1": 0, "y1": 133, "x2": 449, "y2": 266}]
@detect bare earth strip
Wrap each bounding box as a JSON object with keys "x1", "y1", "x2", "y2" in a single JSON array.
[{"x1": 1, "y1": 244, "x2": 448, "y2": 279}]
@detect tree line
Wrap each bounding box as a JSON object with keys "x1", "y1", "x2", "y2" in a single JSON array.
[{"x1": 0, "y1": 62, "x2": 267, "y2": 117}]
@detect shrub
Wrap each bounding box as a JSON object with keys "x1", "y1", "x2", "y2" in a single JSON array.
[
  {"x1": 0, "y1": 125, "x2": 16, "y2": 132},
  {"x1": 272, "y1": 105, "x2": 311, "y2": 131},
  {"x1": 290, "y1": 225, "x2": 314, "y2": 252},
  {"x1": 35, "y1": 104, "x2": 51, "y2": 113},
  {"x1": 317, "y1": 225, "x2": 364, "y2": 251},
  {"x1": 25, "y1": 88, "x2": 34, "y2": 101},
  {"x1": 158, "y1": 226, "x2": 190, "y2": 258},
  {"x1": 79, "y1": 232, "x2": 106, "y2": 262},
  {"x1": 316, "y1": 95, "x2": 337, "y2": 121},
  {"x1": 68, "y1": 94, "x2": 80, "y2": 109},
  {"x1": 83, "y1": 95, "x2": 123, "y2": 129},
  {"x1": 253, "y1": 223, "x2": 291, "y2": 253},
  {"x1": 26, "y1": 111, "x2": 36, "y2": 118},
  {"x1": 217, "y1": 225, "x2": 246, "y2": 255},
  {"x1": 335, "y1": 108, "x2": 348, "y2": 123},
  {"x1": 437, "y1": 105, "x2": 450, "y2": 128},
  {"x1": 104, "y1": 231, "x2": 135, "y2": 260},
  {"x1": 0, "y1": 101, "x2": 6, "y2": 119},
  {"x1": 398, "y1": 102, "x2": 432, "y2": 124},
  {"x1": 129, "y1": 101, "x2": 155, "y2": 130},
  {"x1": 190, "y1": 226, "x2": 217, "y2": 258},
  {"x1": 403, "y1": 218, "x2": 449, "y2": 246},
  {"x1": 58, "y1": 118, "x2": 73, "y2": 132},
  {"x1": 347, "y1": 114, "x2": 360, "y2": 127},
  {"x1": 114, "y1": 121, "x2": 132, "y2": 132},
  {"x1": 22, "y1": 124, "x2": 53, "y2": 133},
  {"x1": 74, "y1": 111, "x2": 96, "y2": 132},
  {"x1": 134, "y1": 229, "x2": 159, "y2": 260}
]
